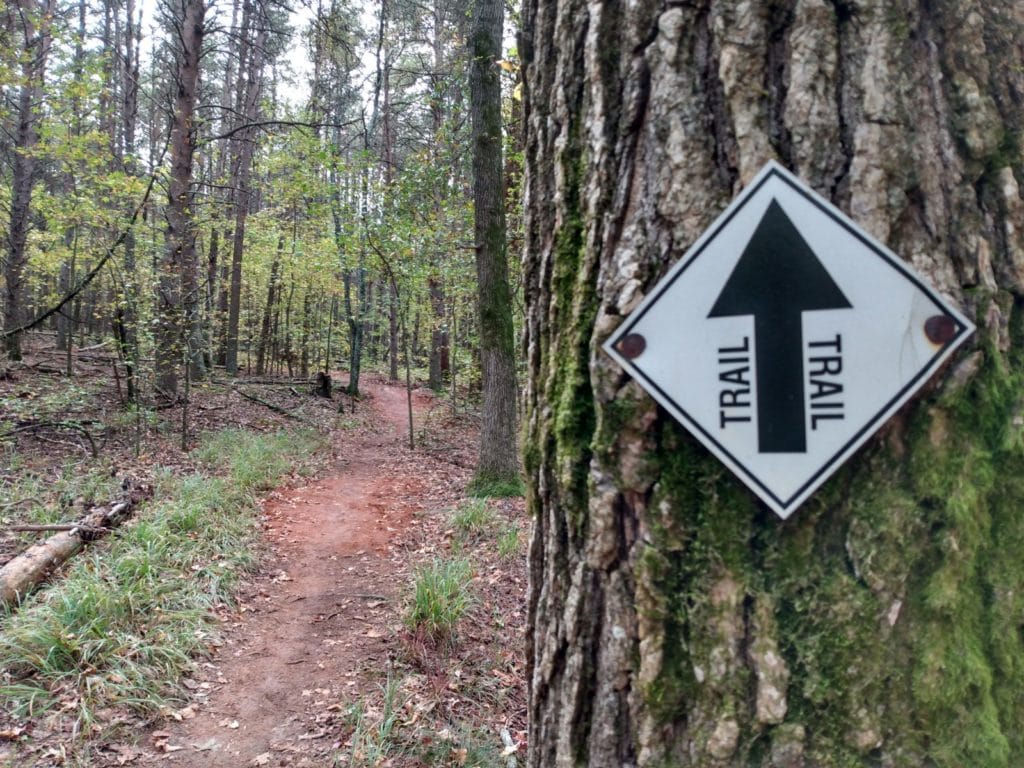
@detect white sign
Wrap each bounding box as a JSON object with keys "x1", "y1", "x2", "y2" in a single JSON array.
[{"x1": 603, "y1": 161, "x2": 975, "y2": 519}]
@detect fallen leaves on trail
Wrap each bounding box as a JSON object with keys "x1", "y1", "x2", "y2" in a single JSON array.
[
  {"x1": 98, "y1": 743, "x2": 141, "y2": 765},
  {"x1": 150, "y1": 730, "x2": 183, "y2": 753}
]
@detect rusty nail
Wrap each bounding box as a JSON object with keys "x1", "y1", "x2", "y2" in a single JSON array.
[
  {"x1": 924, "y1": 314, "x2": 957, "y2": 345},
  {"x1": 617, "y1": 333, "x2": 647, "y2": 359}
]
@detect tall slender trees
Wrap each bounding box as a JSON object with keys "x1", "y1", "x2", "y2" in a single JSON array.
[
  {"x1": 522, "y1": 0, "x2": 1024, "y2": 765},
  {"x1": 0, "y1": 0, "x2": 536, "y2": 446},
  {"x1": 3, "y1": 0, "x2": 56, "y2": 360},
  {"x1": 470, "y1": 0, "x2": 518, "y2": 485},
  {"x1": 155, "y1": 0, "x2": 206, "y2": 394},
  {"x1": 224, "y1": 0, "x2": 269, "y2": 375},
  {"x1": 113, "y1": 0, "x2": 142, "y2": 402}
]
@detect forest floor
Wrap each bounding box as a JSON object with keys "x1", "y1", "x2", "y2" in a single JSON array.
[{"x1": 0, "y1": 334, "x2": 528, "y2": 767}]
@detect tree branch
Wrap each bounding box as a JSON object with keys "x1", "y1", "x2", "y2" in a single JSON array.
[
  {"x1": 202, "y1": 117, "x2": 361, "y2": 144},
  {"x1": 1, "y1": 170, "x2": 159, "y2": 340}
]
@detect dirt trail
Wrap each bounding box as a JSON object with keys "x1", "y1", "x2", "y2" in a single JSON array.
[{"x1": 142, "y1": 379, "x2": 434, "y2": 767}]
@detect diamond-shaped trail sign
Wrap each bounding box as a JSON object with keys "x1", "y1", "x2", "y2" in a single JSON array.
[{"x1": 603, "y1": 161, "x2": 975, "y2": 519}]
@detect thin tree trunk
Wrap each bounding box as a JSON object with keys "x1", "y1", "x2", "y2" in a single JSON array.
[
  {"x1": 3, "y1": 0, "x2": 55, "y2": 360},
  {"x1": 470, "y1": 0, "x2": 518, "y2": 482},
  {"x1": 300, "y1": 287, "x2": 311, "y2": 379},
  {"x1": 114, "y1": 0, "x2": 140, "y2": 405},
  {"x1": 64, "y1": 238, "x2": 78, "y2": 377},
  {"x1": 428, "y1": 276, "x2": 447, "y2": 390},
  {"x1": 325, "y1": 294, "x2": 336, "y2": 375},
  {"x1": 388, "y1": 281, "x2": 399, "y2": 382},
  {"x1": 284, "y1": 281, "x2": 295, "y2": 379},
  {"x1": 156, "y1": 0, "x2": 206, "y2": 395},
  {"x1": 225, "y1": 0, "x2": 268, "y2": 375},
  {"x1": 449, "y1": 297, "x2": 457, "y2": 415},
  {"x1": 56, "y1": 263, "x2": 71, "y2": 352},
  {"x1": 256, "y1": 237, "x2": 283, "y2": 376},
  {"x1": 216, "y1": 227, "x2": 231, "y2": 365},
  {"x1": 204, "y1": 223, "x2": 219, "y2": 369},
  {"x1": 522, "y1": 1, "x2": 1024, "y2": 766}
]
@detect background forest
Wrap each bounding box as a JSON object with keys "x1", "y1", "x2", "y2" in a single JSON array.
[{"x1": 0, "y1": 0, "x2": 522, "y2": 405}]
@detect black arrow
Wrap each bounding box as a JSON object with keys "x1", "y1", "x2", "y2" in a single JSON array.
[{"x1": 708, "y1": 199, "x2": 851, "y2": 453}]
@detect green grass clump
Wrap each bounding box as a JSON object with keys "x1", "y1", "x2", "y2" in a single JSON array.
[
  {"x1": 414, "y1": 725, "x2": 504, "y2": 767},
  {"x1": 344, "y1": 673, "x2": 406, "y2": 766},
  {"x1": 497, "y1": 523, "x2": 522, "y2": 560},
  {"x1": 465, "y1": 473, "x2": 524, "y2": 499},
  {"x1": 0, "y1": 427, "x2": 322, "y2": 734},
  {"x1": 404, "y1": 558, "x2": 473, "y2": 640},
  {"x1": 451, "y1": 499, "x2": 496, "y2": 542},
  {"x1": 195, "y1": 428, "x2": 321, "y2": 490},
  {"x1": 0, "y1": 461, "x2": 122, "y2": 532}
]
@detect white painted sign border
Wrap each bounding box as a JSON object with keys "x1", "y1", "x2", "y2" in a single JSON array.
[{"x1": 603, "y1": 160, "x2": 975, "y2": 518}]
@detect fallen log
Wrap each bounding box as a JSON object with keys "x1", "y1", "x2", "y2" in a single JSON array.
[
  {"x1": 1, "y1": 421, "x2": 99, "y2": 458},
  {"x1": 0, "y1": 481, "x2": 151, "y2": 609},
  {"x1": 212, "y1": 377, "x2": 317, "y2": 387},
  {"x1": 7, "y1": 523, "x2": 108, "y2": 535},
  {"x1": 232, "y1": 388, "x2": 318, "y2": 427}
]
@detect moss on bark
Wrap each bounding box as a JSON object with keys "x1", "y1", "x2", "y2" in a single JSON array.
[{"x1": 524, "y1": 1, "x2": 1024, "y2": 766}]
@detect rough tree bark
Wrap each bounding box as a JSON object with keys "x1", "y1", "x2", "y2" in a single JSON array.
[
  {"x1": 470, "y1": 0, "x2": 519, "y2": 484},
  {"x1": 156, "y1": 0, "x2": 206, "y2": 395},
  {"x1": 224, "y1": 0, "x2": 268, "y2": 376},
  {"x1": 522, "y1": 1, "x2": 1024, "y2": 766},
  {"x1": 112, "y1": 0, "x2": 141, "y2": 402},
  {"x1": 2, "y1": 0, "x2": 55, "y2": 361}
]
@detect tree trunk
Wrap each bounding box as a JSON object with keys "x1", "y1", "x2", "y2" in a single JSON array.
[
  {"x1": 224, "y1": 0, "x2": 268, "y2": 375},
  {"x1": 2, "y1": 0, "x2": 55, "y2": 360},
  {"x1": 428, "y1": 276, "x2": 448, "y2": 390},
  {"x1": 0, "y1": 484, "x2": 149, "y2": 610},
  {"x1": 284, "y1": 280, "x2": 295, "y2": 379},
  {"x1": 300, "y1": 287, "x2": 311, "y2": 379},
  {"x1": 216, "y1": 227, "x2": 231, "y2": 365},
  {"x1": 113, "y1": 0, "x2": 140, "y2": 402},
  {"x1": 388, "y1": 281, "x2": 399, "y2": 382},
  {"x1": 117, "y1": 0, "x2": 141, "y2": 403},
  {"x1": 344, "y1": 269, "x2": 362, "y2": 394},
  {"x1": 522, "y1": 1, "x2": 1024, "y2": 766},
  {"x1": 203, "y1": 222, "x2": 219, "y2": 369},
  {"x1": 256, "y1": 237, "x2": 283, "y2": 376},
  {"x1": 56, "y1": 262, "x2": 71, "y2": 352},
  {"x1": 470, "y1": 0, "x2": 519, "y2": 483},
  {"x1": 156, "y1": 0, "x2": 206, "y2": 395}
]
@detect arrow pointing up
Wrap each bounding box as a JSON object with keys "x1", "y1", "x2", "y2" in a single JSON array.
[{"x1": 708, "y1": 199, "x2": 851, "y2": 453}]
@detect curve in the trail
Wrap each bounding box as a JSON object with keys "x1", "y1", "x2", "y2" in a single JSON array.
[{"x1": 137, "y1": 378, "x2": 429, "y2": 767}]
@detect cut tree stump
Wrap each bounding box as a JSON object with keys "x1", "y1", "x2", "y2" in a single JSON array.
[
  {"x1": 0, "y1": 480, "x2": 151, "y2": 609},
  {"x1": 314, "y1": 371, "x2": 332, "y2": 399}
]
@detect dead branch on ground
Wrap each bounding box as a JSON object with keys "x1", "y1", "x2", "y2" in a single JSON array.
[
  {"x1": 2, "y1": 421, "x2": 98, "y2": 458},
  {"x1": 0, "y1": 480, "x2": 152, "y2": 609},
  {"x1": 8, "y1": 523, "x2": 109, "y2": 535},
  {"x1": 232, "y1": 388, "x2": 318, "y2": 427}
]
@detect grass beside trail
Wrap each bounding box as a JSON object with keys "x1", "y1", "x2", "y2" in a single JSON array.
[{"x1": 0, "y1": 428, "x2": 325, "y2": 737}]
